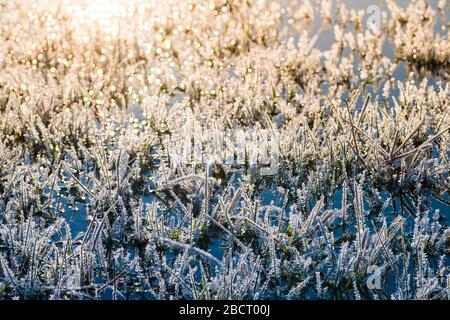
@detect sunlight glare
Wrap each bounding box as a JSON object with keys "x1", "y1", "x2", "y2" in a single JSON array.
[
  {"x1": 67, "y1": 0, "x2": 129, "y2": 39},
  {"x1": 84, "y1": 0, "x2": 123, "y2": 20}
]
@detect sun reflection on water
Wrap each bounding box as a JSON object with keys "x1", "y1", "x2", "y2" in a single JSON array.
[{"x1": 68, "y1": 0, "x2": 127, "y2": 37}]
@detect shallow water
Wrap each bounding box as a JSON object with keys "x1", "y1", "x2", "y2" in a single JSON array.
[
  {"x1": 52, "y1": 2, "x2": 448, "y2": 255},
  {"x1": 2, "y1": 0, "x2": 446, "y2": 300}
]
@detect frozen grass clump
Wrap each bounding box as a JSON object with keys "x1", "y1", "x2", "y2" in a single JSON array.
[{"x1": 0, "y1": 0, "x2": 449, "y2": 300}]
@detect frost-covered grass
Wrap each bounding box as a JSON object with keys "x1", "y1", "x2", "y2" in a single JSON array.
[{"x1": 0, "y1": 0, "x2": 449, "y2": 300}]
